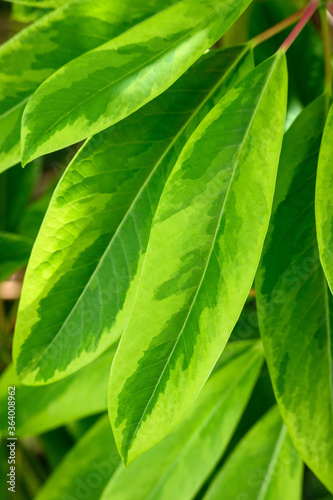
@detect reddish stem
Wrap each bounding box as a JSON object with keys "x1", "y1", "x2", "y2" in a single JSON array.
[
  {"x1": 280, "y1": 0, "x2": 320, "y2": 51},
  {"x1": 251, "y1": 6, "x2": 306, "y2": 47}
]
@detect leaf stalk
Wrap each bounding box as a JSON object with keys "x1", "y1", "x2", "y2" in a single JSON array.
[{"x1": 279, "y1": 0, "x2": 320, "y2": 52}]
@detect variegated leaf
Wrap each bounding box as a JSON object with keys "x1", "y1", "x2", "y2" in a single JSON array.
[
  {"x1": 13, "y1": 47, "x2": 253, "y2": 384},
  {"x1": 21, "y1": 0, "x2": 253, "y2": 165},
  {"x1": 0, "y1": 0, "x2": 176, "y2": 171},
  {"x1": 109, "y1": 53, "x2": 288, "y2": 464}
]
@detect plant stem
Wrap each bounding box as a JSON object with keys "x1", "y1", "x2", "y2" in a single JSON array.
[
  {"x1": 320, "y1": 6, "x2": 332, "y2": 111},
  {"x1": 279, "y1": 0, "x2": 320, "y2": 52},
  {"x1": 251, "y1": 6, "x2": 306, "y2": 47}
]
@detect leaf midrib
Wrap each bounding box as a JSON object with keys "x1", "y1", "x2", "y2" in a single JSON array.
[
  {"x1": 125, "y1": 55, "x2": 280, "y2": 458},
  {"x1": 23, "y1": 47, "x2": 249, "y2": 378}
]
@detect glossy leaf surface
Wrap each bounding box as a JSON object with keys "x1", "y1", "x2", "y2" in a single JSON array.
[
  {"x1": 109, "y1": 53, "x2": 288, "y2": 464},
  {"x1": 0, "y1": 345, "x2": 116, "y2": 436},
  {"x1": 204, "y1": 407, "x2": 303, "y2": 500},
  {"x1": 256, "y1": 97, "x2": 333, "y2": 492},
  {"x1": 102, "y1": 342, "x2": 263, "y2": 500},
  {"x1": 13, "y1": 47, "x2": 253, "y2": 385},
  {"x1": 21, "y1": 0, "x2": 253, "y2": 165},
  {"x1": 316, "y1": 102, "x2": 333, "y2": 293},
  {"x1": 0, "y1": 0, "x2": 175, "y2": 171}
]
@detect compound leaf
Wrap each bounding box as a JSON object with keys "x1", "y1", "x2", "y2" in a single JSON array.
[
  {"x1": 21, "y1": 0, "x2": 253, "y2": 165},
  {"x1": 109, "y1": 53, "x2": 288, "y2": 464},
  {"x1": 256, "y1": 96, "x2": 333, "y2": 493}
]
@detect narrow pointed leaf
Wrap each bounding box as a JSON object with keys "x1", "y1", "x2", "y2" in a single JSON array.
[
  {"x1": 0, "y1": 345, "x2": 116, "y2": 437},
  {"x1": 316, "y1": 103, "x2": 333, "y2": 293},
  {"x1": 13, "y1": 47, "x2": 253, "y2": 385},
  {"x1": 102, "y1": 342, "x2": 263, "y2": 500},
  {"x1": 204, "y1": 407, "x2": 303, "y2": 500},
  {"x1": 109, "y1": 53, "x2": 288, "y2": 464},
  {"x1": 4, "y1": 0, "x2": 69, "y2": 7},
  {"x1": 15, "y1": 341, "x2": 261, "y2": 500},
  {"x1": 256, "y1": 97, "x2": 333, "y2": 492},
  {"x1": 0, "y1": 0, "x2": 176, "y2": 172},
  {"x1": 35, "y1": 416, "x2": 121, "y2": 500},
  {"x1": 21, "y1": 0, "x2": 253, "y2": 165}
]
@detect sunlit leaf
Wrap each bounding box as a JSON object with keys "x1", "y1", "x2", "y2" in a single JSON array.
[
  {"x1": 21, "y1": 0, "x2": 253, "y2": 165},
  {"x1": 109, "y1": 53, "x2": 288, "y2": 464},
  {"x1": 13, "y1": 47, "x2": 253, "y2": 385}
]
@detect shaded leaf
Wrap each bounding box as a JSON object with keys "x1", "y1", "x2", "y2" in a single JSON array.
[
  {"x1": 13, "y1": 47, "x2": 253, "y2": 384},
  {"x1": 0, "y1": 0, "x2": 176, "y2": 171},
  {"x1": 109, "y1": 53, "x2": 288, "y2": 464},
  {"x1": 256, "y1": 96, "x2": 333, "y2": 492},
  {"x1": 0, "y1": 345, "x2": 116, "y2": 436},
  {"x1": 21, "y1": 0, "x2": 253, "y2": 165},
  {"x1": 0, "y1": 231, "x2": 32, "y2": 282},
  {"x1": 316, "y1": 102, "x2": 333, "y2": 293},
  {"x1": 204, "y1": 407, "x2": 303, "y2": 500},
  {"x1": 35, "y1": 416, "x2": 121, "y2": 500},
  {"x1": 102, "y1": 342, "x2": 263, "y2": 500}
]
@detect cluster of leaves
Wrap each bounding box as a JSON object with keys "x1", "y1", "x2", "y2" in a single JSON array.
[{"x1": 0, "y1": 0, "x2": 332, "y2": 498}]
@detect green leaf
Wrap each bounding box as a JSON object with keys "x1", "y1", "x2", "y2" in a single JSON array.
[
  {"x1": 109, "y1": 53, "x2": 288, "y2": 464},
  {"x1": 11, "y1": 4, "x2": 51, "y2": 23},
  {"x1": 256, "y1": 96, "x2": 333, "y2": 492},
  {"x1": 102, "y1": 342, "x2": 263, "y2": 500},
  {"x1": 316, "y1": 102, "x2": 333, "y2": 294},
  {"x1": 0, "y1": 231, "x2": 33, "y2": 282},
  {"x1": 4, "y1": 0, "x2": 69, "y2": 8},
  {"x1": 0, "y1": 345, "x2": 116, "y2": 437},
  {"x1": 204, "y1": 407, "x2": 303, "y2": 500},
  {"x1": 35, "y1": 415, "x2": 121, "y2": 500},
  {"x1": 13, "y1": 47, "x2": 253, "y2": 385},
  {"x1": 0, "y1": 0, "x2": 177, "y2": 172},
  {"x1": 21, "y1": 0, "x2": 253, "y2": 165}
]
